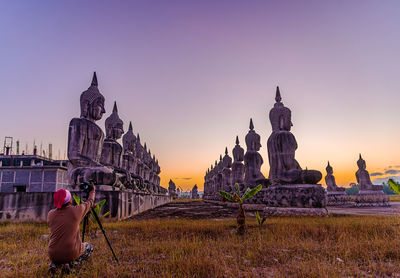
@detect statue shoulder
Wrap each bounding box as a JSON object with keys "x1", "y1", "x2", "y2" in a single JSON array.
[{"x1": 69, "y1": 117, "x2": 86, "y2": 128}]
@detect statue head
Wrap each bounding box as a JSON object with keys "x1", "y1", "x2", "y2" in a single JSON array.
[
  {"x1": 245, "y1": 118, "x2": 261, "y2": 151},
  {"x1": 222, "y1": 147, "x2": 232, "y2": 168},
  {"x1": 357, "y1": 154, "x2": 366, "y2": 170},
  {"x1": 269, "y1": 86, "x2": 292, "y2": 132},
  {"x1": 135, "y1": 134, "x2": 144, "y2": 159},
  {"x1": 122, "y1": 121, "x2": 136, "y2": 153},
  {"x1": 232, "y1": 136, "x2": 244, "y2": 162},
  {"x1": 80, "y1": 72, "x2": 106, "y2": 121},
  {"x1": 326, "y1": 161, "x2": 333, "y2": 175},
  {"x1": 105, "y1": 101, "x2": 124, "y2": 140}
]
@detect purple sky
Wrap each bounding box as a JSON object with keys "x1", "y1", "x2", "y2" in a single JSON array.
[{"x1": 1, "y1": 0, "x2": 400, "y2": 189}]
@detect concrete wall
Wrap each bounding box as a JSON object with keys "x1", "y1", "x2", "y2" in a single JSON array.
[{"x1": 0, "y1": 190, "x2": 172, "y2": 222}]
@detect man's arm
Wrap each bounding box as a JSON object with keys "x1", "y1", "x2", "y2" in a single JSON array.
[{"x1": 78, "y1": 186, "x2": 96, "y2": 219}]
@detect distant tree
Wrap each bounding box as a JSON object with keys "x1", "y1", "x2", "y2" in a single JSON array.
[
  {"x1": 382, "y1": 184, "x2": 396, "y2": 195},
  {"x1": 345, "y1": 183, "x2": 359, "y2": 195}
]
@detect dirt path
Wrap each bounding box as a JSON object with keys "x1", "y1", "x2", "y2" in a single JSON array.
[{"x1": 128, "y1": 201, "x2": 400, "y2": 220}]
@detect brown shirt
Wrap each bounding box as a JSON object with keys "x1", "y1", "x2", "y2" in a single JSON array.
[{"x1": 47, "y1": 190, "x2": 95, "y2": 263}]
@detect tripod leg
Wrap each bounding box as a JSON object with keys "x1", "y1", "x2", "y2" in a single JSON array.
[{"x1": 90, "y1": 208, "x2": 119, "y2": 263}]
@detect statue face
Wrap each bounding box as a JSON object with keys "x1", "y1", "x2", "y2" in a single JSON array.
[
  {"x1": 280, "y1": 114, "x2": 292, "y2": 131},
  {"x1": 89, "y1": 98, "x2": 106, "y2": 121},
  {"x1": 357, "y1": 160, "x2": 366, "y2": 170},
  {"x1": 113, "y1": 124, "x2": 124, "y2": 139}
]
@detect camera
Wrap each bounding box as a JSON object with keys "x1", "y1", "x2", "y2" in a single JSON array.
[{"x1": 79, "y1": 180, "x2": 95, "y2": 193}]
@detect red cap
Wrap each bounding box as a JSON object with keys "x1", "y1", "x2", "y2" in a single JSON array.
[{"x1": 53, "y1": 189, "x2": 67, "y2": 208}]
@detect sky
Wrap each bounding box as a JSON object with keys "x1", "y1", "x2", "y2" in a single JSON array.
[{"x1": 1, "y1": 0, "x2": 400, "y2": 190}]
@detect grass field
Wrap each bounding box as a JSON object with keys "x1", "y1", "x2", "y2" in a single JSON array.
[{"x1": 1, "y1": 216, "x2": 400, "y2": 277}]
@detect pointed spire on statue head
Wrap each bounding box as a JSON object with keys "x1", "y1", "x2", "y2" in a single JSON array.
[
  {"x1": 91, "y1": 72, "x2": 98, "y2": 87},
  {"x1": 137, "y1": 133, "x2": 140, "y2": 142},
  {"x1": 225, "y1": 147, "x2": 228, "y2": 155},
  {"x1": 249, "y1": 118, "x2": 254, "y2": 130},
  {"x1": 128, "y1": 121, "x2": 133, "y2": 131},
  {"x1": 215, "y1": 160, "x2": 217, "y2": 166},
  {"x1": 112, "y1": 101, "x2": 117, "y2": 113},
  {"x1": 144, "y1": 143, "x2": 147, "y2": 151},
  {"x1": 275, "y1": 86, "x2": 281, "y2": 103},
  {"x1": 220, "y1": 154, "x2": 222, "y2": 161},
  {"x1": 328, "y1": 161, "x2": 330, "y2": 167},
  {"x1": 235, "y1": 136, "x2": 239, "y2": 145},
  {"x1": 359, "y1": 153, "x2": 362, "y2": 160}
]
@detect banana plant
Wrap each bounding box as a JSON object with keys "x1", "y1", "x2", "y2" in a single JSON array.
[
  {"x1": 254, "y1": 211, "x2": 267, "y2": 228},
  {"x1": 73, "y1": 195, "x2": 110, "y2": 224},
  {"x1": 388, "y1": 179, "x2": 400, "y2": 194},
  {"x1": 219, "y1": 183, "x2": 263, "y2": 235}
]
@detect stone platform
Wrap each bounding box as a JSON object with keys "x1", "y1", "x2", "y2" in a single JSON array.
[
  {"x1": 327, "y1": 191, "x2": 352, "y2": 206},
  {"x1": 263, "y1": 184, "x2": 327, "y2": 208},
  {"x1": 0, "y1": 187, "x2": 171, "y2": 222},
  {"x1": 354, "y1": 190, "x2": 390, "y2": 207},
  {"x1": 263, "y1": 207, "x2": 328, "y2": 217}
]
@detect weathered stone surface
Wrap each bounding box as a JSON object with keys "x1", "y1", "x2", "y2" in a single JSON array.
[
  {"x1": 267, "y1": 87, "x2": 321, "y2": 185},
  {"x1": 0, "y1": 190, "x2": 171, "y2": 221},
  {"x1": 354, "y1": 191, "x2": 390, "y2": 207},
  {"x1": 263, "y1": 184, "x2": 327, "y2": 208},
  {"x1": 327, "y1": 192, "x2": 352, "y2": 206}
]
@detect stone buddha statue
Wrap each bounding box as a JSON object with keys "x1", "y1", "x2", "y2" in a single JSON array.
[
  {"x1": 244, "y1": 119, "x2": 267, "y2": 187},
  {"x1": 121, "y1": 122, "x2": 137, "y2": 173},
  {"x1": 267, "y1": 87, "x2": 322, "y2": 185},
  {"x1": 100, "y1": 101, "x2": 130, "y2": 187},
  {"x1": 134, "y1": 134, "x2": 145, "y2": 181},
  {"x1": 325, "y1": 161, "x2": 345, "y2": 192},
  {"x1": 214, "y1": 156, "x2": 223, "y2": 192},
  {"x1": 231, "y1": 136, "x2": 245, "y2": 188},
  {"x1": 67, "y1": 72, "x2": 116, "y2": 186},
  {"x1": 221, "y1": 147, "x2": 233, "y2": 191},
  {"x1": 356, "y1": 154, "x2": 383, "y2": 191}
]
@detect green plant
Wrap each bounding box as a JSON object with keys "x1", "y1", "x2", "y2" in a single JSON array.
[
  {"x1": 73, "y1": 195, "x2": 110, "y2": 225},
  {"x1": 388, "y1": 179, "x2": 400, "y2": 194},
  {"x1": 254, "y1": 211, "x2": 267, "y2": 228},
  {"x1": 218, "y1": 183, "x2": 262, "y2": 235}
]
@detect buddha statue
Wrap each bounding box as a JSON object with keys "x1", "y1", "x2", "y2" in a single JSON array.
[
  {"x1": 100, "y1": 101, "x2": 130, "y2": 186},
  {"x1": 134, "y1": 134, "x2": 146, "y2": 190},
  {"x1": 67, "y1": 72, "x2": 116, "y2": 186},
  {"x1": 267, "y1": 87, "x2": 322, "y2": 185},
  {"x1": 231, "y1": 136, "x2": 245, "y2": 188},
  {"x1": 356, "y1": 154, "x2": 383, "y2": 191},
  {"x1": 325, "y1": 161, "x2": 345, "y2": 192},
  {"x1": 244, "y1": 119, "x2": 267, "y2": 187},
  {"x1": 121, "y1": 122, "x2": 136, "y2": 173},
  {"x1": 221, "y1": 147, "x2": 233, "y2": 192},
  {"x1": 213, "y1": 156, "x2": 223, "y2": 192}
]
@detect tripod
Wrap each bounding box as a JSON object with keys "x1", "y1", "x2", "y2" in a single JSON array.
[{"x1": 81, "y1": 191, "x2": 119, "y2": 263}]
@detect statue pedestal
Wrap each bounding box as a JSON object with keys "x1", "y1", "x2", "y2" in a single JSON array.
[
  {"x1": 263, "y1": 184, "x2": 327, "y2": 208},
  {"x1": 354, "y1": 190, "x2": 390, "y2": 207},
  {"x1": 327, "y1": 191, "x2": 352, "y2": 206}
]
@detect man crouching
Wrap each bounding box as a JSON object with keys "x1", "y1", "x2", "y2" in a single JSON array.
[{"x1": 47, "y1": 183, "x2": 95, "y2": 274}]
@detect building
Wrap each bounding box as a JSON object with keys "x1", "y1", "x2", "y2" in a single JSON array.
[{"x1": 0, "y1": 154, "x2": 68, "y2": 192}]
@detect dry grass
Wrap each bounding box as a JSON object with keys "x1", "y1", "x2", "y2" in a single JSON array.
[
  {"x1": 390, "y1": 195, "x2": 400, "y2": 202},
  {"x1": 1, "y1": 217, "x2": 400, "y2": 277}
]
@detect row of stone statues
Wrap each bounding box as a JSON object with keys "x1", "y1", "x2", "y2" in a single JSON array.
[
  {"x1": 203, "y1": 86, "x2": 387, "y2": 208},
  {"x1": 203, "y1": 87, "x2": 322, "y2": 201},
  {"x1": 67, "y1": 72, "x2": 166, "y2": 194}
]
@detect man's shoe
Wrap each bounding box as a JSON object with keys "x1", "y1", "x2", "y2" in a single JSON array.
[
  {"x1": 62, "y1": 263, "x2": 71, "y2": 274},
  {"x1": 48, "y1": 262, "x2": 57, "y2": 275}
]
